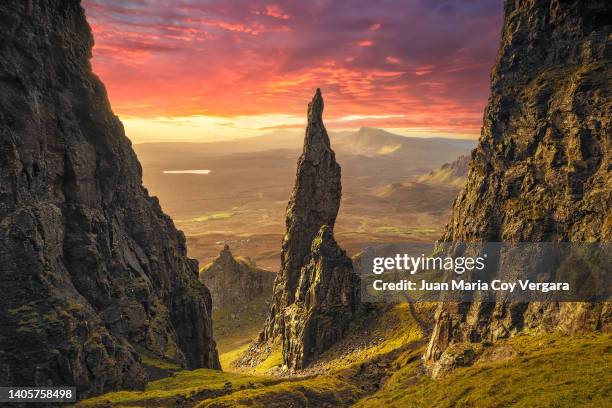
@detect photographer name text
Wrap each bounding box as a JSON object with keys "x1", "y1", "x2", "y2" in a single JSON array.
[{"x1": 372, "y1": 279, "x2": 570, "y2": 292}]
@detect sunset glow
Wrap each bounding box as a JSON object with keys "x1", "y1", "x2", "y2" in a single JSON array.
[{"x1": 83, "y1": 0, "x2": 503, "y2": 143}]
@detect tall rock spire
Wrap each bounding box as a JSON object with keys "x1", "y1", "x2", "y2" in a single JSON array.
[{"x1": 262, "y1": 89, "x2": 360, "y2": 369}]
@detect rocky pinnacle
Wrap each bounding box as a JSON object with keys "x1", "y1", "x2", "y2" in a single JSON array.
[
  {"x1": 262, "y1": 89, "x2": 360, "y2": 369},
  {"x1": 199, "y1": 245, "x2": 274, "y2": 310}
]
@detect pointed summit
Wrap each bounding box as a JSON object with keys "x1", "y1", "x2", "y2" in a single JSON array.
[
  {"x1": 307, "y1": 88, "x2": 324, "y2": 124},
  {"x1": 266, "y1": 89, "x2": 342, "y2": 326},
  {"x1": 303, "y1": 88, "x2": 332, "y2": 160},
  {"x1": 218, "y1": 244, "x2": 233, "y2": 262}
]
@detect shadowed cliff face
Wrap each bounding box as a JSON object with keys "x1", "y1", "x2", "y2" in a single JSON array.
[
  {"x1": 0, "y1": 0, "x2": 219, "y2": 396},
  {"x1": 262, "y1": 89, "x2": 360, "y2": 369},
  {"x1": 425, "y1": 0, "x2": 611, "y2": 375}
]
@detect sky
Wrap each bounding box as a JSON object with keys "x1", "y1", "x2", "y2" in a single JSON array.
[{"x1": 82, "y1": 0, "x2": 503, "y2": 143}]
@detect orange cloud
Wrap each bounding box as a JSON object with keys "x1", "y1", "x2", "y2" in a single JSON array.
[{"x1": 357, "y1": 40, "x2": 375, "y2": 47}]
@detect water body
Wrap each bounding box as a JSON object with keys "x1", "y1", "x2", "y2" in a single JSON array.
[{"x1": 163, "y1": 170, "x2": 211, "y2": 174}]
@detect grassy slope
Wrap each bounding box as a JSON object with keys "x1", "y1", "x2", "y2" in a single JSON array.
[
  {"x1": 77, "y1": 303, "x2": 425, "y2": 406},
  {"x1": 76, "y1": 369, "x2": 277, "y2": 407},
  {"x1": 193, "y1": 303, "x2": 431, "y2": 407},
  {"x1": 304, "y1": 303, "x2": 431, "y2": 372},
  {"x1": 77, "y1": 303, "x2": 611, "y2": 407},
  {"x1": 356, "y1": 333, "x2": 612, "y2": 408},
  {"x1": 219, "y1": 343, "x2": 251, "y2": 370},
  {"x1": 197, "y1": 375, "x2": 361, "y2": 408},
  {"x1": 212, "y1": 291, "x2": 277, "y2": 371}
]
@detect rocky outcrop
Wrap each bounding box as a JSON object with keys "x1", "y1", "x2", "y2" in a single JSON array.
[
  {"x1": 199, "y1": 245, "x2": 274, "y2": 310},
  {"x1": 262, "y1": 89, "x2": 360, "y2": 369},
  {"x1": 425, "y1": 0, "x2": 611, "y2": 373},
  {"x1": 282, "y1": 225, "x2": 361, "y2": 368},
  {"x1": 417, "y1": 155, "x2": 469, "y2": 188},
  {"x1": 0, "y1": 0, "x2": 219, "y2": 397}
]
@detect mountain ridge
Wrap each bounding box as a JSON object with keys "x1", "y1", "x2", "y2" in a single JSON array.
[
  {"x1": 417, "y1": 155, "x2": 469, "y2": 188},
  {"x1": 134, "y1": 127, "x2": 476, "y2": 158}
]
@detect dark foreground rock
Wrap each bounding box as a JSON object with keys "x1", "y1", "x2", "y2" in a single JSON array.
[
  {"x1": 425, "y1": 0, "x2": 611, "y2": 374},
  {"x1": 261, "y1": 89, "x2": 360, "y2": 369},
  {"x1": 0, "y1": 0, "x2": 219, "y2": 396}
]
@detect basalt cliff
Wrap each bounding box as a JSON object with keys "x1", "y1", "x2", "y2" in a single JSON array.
[
  {"x1": 425, "y1": 0, "x2": 611, "y2": 375},
  {"x1": 262, "y1": 89, "x2": 360, "y2": 369},
  {"x1": 0, "y1": 0, "x2": 219, "y2": 396}
]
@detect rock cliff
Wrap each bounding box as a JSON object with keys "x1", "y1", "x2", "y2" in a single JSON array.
[
  {"x1": 0, "y1": 0, "x2": 219, "y2": 396},
  {"x1": 262, "y1": 89, "x2": 360, "y2": 369},
  {"x1": 199, "y1": 245, "x2": 274, "y2": 310},
  {"x1": 425, "y1": 0, "x2": 611, "y2": 373}
]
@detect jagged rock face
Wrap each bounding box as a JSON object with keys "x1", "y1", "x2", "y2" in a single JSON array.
[
  {"x1": 425, "y1": 0, "x2": 611, "y2": 371},
  {"x1": 283, "y1": 225, "x2": 360, "y2": 369},
  {"x1": 262, "y1": 89, "x2": 360, "y2": 368},
  {"x1": 0, "y1": 0, "x2": 219, "y2": 396},
  {"x1": 437, "y1": 155, "x2": 468, "y2": 180},
  {"x1": 200, "y1": 245, "x2": 275, "y2": 310}
]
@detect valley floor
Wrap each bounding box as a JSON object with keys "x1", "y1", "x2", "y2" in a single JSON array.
[{"x1": 76, "y1": 303, "x2": 611, "y2": 407}]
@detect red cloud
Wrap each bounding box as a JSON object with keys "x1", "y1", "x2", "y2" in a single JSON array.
[
  {"x1": 82, "y1": 0, "x2": 503, "y2": 137},
  {"x1": 265, "y1": 4, "x2": 291, "y2": 20}
]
